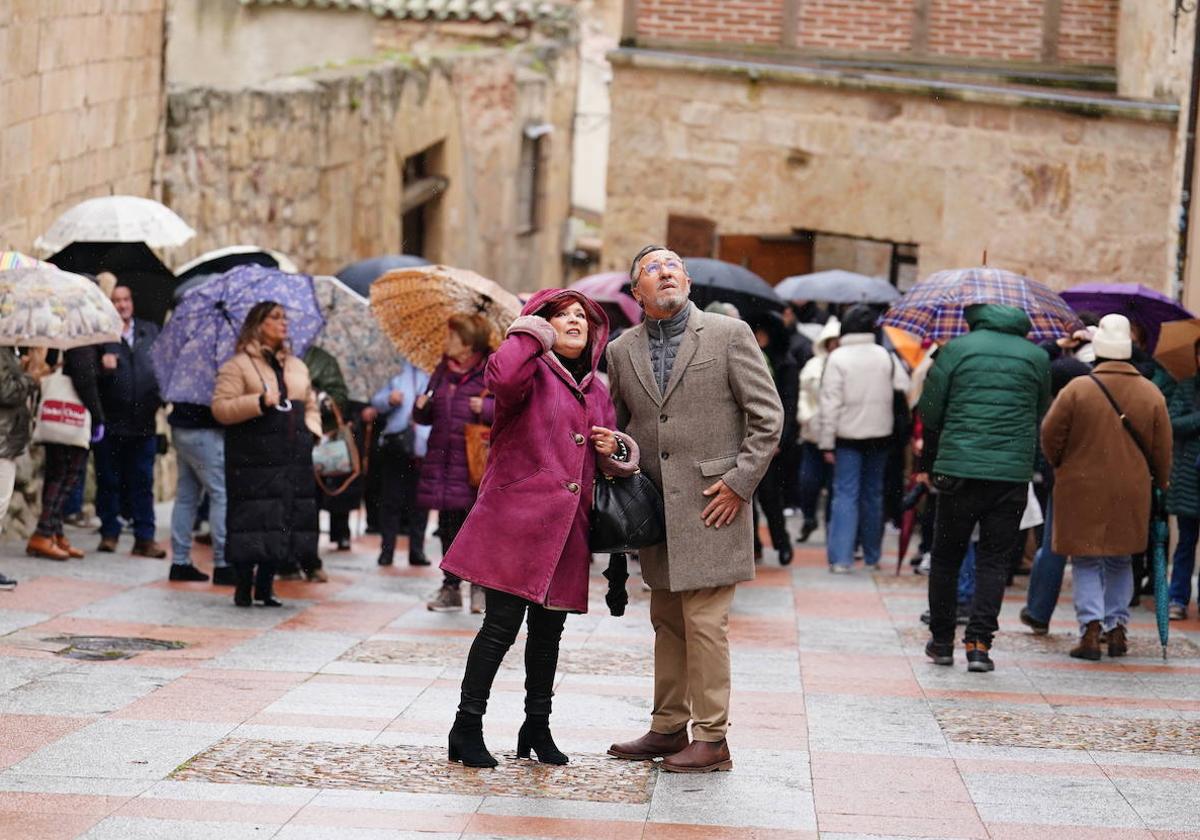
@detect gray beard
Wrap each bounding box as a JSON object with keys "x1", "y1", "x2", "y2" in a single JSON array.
[{"x1": 651, "y1": 290, "x2": 688, "y2": 313}]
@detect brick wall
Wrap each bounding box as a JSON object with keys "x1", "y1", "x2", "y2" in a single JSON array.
[
  {"x1": 927, "y1": 0, "x2": 1043, "y2": 62},
  {"x1": 797, "y1": 0, "x2": 914, "y2": 53},
  {"x1": 0, "y1": 0, "x2": 166, "y2": 253},
  {"x1": 636, "y1": 0, "x2": 782, "y2": 46},
  {"x1": 1059, "y1": 0, "x2": 1119, "y2": 65},
  {"x1": 634, "y1": 0, "x2": 1119, "y2": 66}
]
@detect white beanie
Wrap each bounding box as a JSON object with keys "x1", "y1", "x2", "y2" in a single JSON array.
[{"x1": 1092, "y1": 314, "x2": 1132, "y2": 361}]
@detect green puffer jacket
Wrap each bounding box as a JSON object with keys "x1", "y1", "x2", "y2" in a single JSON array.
[
  {"x1": 918, "y1": 304, "x2": 1051, "y2": 483},
  {"x1": 1165, "y1": 375, "x2": 1200, "y2": 518},
  {"x1": 302, "y1": 345, "x2": 350, "y2": 433},
  {"x1": 0, "y1": 350, "x2": 35, "y2": 460}
]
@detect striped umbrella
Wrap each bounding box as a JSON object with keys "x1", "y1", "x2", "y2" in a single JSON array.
[
  {"x1": 0, "y1": 251, "x2": 49, "y2": 270},
  {"x1": 880, "y1": 267, "x2": 1082, "y2": 342}
]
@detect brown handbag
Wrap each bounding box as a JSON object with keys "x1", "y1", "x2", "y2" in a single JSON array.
[{"x1": 464, "y1": 389, "x2": 491, "y2": 488}]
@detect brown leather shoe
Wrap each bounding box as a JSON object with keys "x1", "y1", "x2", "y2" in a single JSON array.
[
  {"x1": 662, "y1": 738, "x2": 733, "y2": 773},
  {"x1": 1070, "y1": 620, "x2": 1103, "y2": 661},
  {"x1": 131, "y1": 540, "x2": 167, "y2": 559},
  {"x1": 1107, "y1": 624, "x2": 1129, "y2": 658},
  {"x1": 97, "y1": 536, "x2": 119, "y2": 553},
  {"x1": 55, "y1": 535, "x2": 84, "y2": 559},
  {"x1": 607, "y1": 728, "x2": 689, "y2": 761},
  {"x1": 26, "y1": 534, "x2": 69, "y2": 561}
]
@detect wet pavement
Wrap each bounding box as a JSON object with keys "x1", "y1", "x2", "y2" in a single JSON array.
[{"x1": 1, "y1": 510, "x2": 1200, "y2": 839}]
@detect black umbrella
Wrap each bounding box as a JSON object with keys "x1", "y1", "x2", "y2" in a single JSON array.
[
  {"x1": 47, "y1": 242, "x2": 177, "y2": 326},
  {"x1": 176, "y1": 247, "x2": 284, "y2": 283},
  {"x1": 336, "y1": 255, "x2": 431, "y2": 297},
  {"x1": 622, "y1": 257, "x2": 784, "y2": 317}
]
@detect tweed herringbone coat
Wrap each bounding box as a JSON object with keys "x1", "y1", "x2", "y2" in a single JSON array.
[{"x1": 606, "y1": 304, "x2": 783, "y2": 592}]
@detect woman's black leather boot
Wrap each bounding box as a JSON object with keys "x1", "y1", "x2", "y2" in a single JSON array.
[
  {"x1": 447, "y1": 712, "x2": 498, "y2": 768},
  {"x1": 517, "y1": 605, "x2": 568, "y2": 764},
  {"x1": 233, "y1": 565, "x2": 252, "y2": 607}
]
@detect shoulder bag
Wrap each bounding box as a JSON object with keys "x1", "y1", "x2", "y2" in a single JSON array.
[
  {"x1": 32, "y1": 366, "x2": 92, "y2": 449},
  {"x1": 1088, "y1": 373, "x2": 1162, "y2": 514},
  {"x1": 313, "y1": 396, "x2": 361, "y2": 496},
  {"x1": 590, "y1": 469, "x2": 667, "y2": 554},
  {"x1": 464, "y1": 388, "x2": 492, "y2": 488}
]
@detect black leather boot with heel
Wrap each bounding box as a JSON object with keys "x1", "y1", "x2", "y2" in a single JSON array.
[
  {"x1": 447, "y1": 711, "x2": 498, "y2": 768},
  {"x1": 517, "y1": 603, "x2": 568, "y2": 765}
]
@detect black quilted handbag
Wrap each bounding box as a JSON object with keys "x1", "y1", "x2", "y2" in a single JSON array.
[{"x1": 589, "y1": 470, "x2": 666, "y2": 553}]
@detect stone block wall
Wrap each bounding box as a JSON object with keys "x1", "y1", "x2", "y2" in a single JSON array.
[
  {"x1": 603, "y1": 61, "x2": 1176, "y2": 293},
  {"x1": 0, "y1": 0, "x2": 165, "y2": 253}
]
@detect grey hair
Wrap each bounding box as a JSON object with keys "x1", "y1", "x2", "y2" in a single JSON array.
[{"x1": 629, "y1": 244, "x2": 668, "y2": 283}]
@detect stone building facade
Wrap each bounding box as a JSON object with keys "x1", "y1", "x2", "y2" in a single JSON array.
[{"x1": 604, "y1": 0, "x2": 1193, "y2": 297}]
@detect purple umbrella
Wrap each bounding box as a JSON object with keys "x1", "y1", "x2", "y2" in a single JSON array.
[
  {"x1": 1059, "y1": 283, "x2": 1191, "y2": 354},
  {"x1": 153, "y1": 265, "x2": 325, "y2": 405},
  {"x1": 570, "y1": 272, "x2": 642, "y2": 327}
]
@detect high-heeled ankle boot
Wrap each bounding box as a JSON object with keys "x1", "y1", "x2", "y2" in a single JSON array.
[
  {"x1": 233, "y1": 565, "x2": 252, "y2": 607},
  {"x1": 518, "y1": 606, "x2": 568, "y2": 764},
  {"x1": 447, "y1": 711, "x2": 497, "y2": 768},
  {"x1": 447, "y1": 591, "x2": 523, "y2": 768},
  {"x1": 517, "y1": 716, "x2": 567, "y2": 765}
]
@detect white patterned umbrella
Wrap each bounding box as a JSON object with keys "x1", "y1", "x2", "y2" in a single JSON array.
[
  {"x1": 35, "y1": 195, "x2": 196, "y2": 253},
  {"x1": 0, "y1": 266, "x2": 122, "y2": 349},
  {"x1": 314, "y1": 275, "x2": 409, "y2": 402}
]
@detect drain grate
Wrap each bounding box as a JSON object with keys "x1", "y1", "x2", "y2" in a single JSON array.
[{"x1": 47, "y1": 635, "x2": 187, "y2": 661}]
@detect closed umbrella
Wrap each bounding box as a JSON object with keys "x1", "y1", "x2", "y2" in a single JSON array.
[
  {"x1": 1151, "y1": 487, "x2": 1170, "y2": 659},
  {"x1": 776, "y1": 270, "x2": 901, "y2": 305},
  {"x1": 1059, "y1": 282, "x2": 1191, "y2": 353},
  {"x1": 370, "y1": 264, "x2": 521, "y2": 372},
  {"x1": 152, "y1": 265, "x2": 324, "y2": 405},
  {"x1": 570, "y1": 272, "x2": 642, "y2": 327},
  {"x1": 1152, "y1": 318, "x2": 1200, "y2": 381},
  {"x1": 314, "y1": 275, "x2": 408, "y2": 402},
  {"x1": 35, "y1": 195, "x2": 195, "y2": 253},
  {"x1": 336, "y1": 255, "x2": 431, "y2": 297},
  {"x1": 881, "y1": 267, "x2": 1082, "y2": 341},
  {"x1": 0, "y1": 266, "x2": 122, "y2": 350}
]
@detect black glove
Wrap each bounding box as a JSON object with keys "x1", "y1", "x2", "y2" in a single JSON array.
[{"x1": 602, "y1": 552, "x2": 629, "y2": 617}]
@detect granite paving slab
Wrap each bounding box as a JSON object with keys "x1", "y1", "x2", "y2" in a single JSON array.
[{"x1": 936, "y1": 707, "x2": 1200, "y2": 754}]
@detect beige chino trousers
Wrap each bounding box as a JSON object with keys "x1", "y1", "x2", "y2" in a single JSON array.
[{"x1": 649, "y1": 583, "x2": 737, "y2": 742}]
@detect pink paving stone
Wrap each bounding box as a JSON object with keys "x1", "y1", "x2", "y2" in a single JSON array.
[
  {"x1": 0, "y1": 576, "x2": 128, "y2": 615},
  {"x1": 290, "y1": 806, "x2": 472, "y2": 832},
  {"x1": 803, "y1": 676, "x2": 925, "y2": 697},
  {"x1": 794, "y1": 589, "x2": 890, "y2": 619},
  {"x1": 954, "y1": 758, "x2": 1109, "y2": 779},
  {"x1": 811, "y1": 753, "x2": 970, "y2": 797},
  {"x1": 0, "y1": 810, "x2": 102, "y2": 840},
  {"x1": 0, "y1": 791, "x2": 127, "y2": 815},
  {"x1": 0, "y1": 714, "x2": 95, "y2": 770},
  {"x1": 110, "y1": 673, "x2": 297, "y2": 723},
  {"x1": 728, "y1": 615, "x2": 796, "y2": 648},
  {"x1": 815, "y1": 789, "x2": 983, "y2": 819},
  {"x1": 116, "y1": 797, "x2": 302, "y2": 824},
  {"x1": 463, "y1": 813, "x2": 646, "y2": 840},
  {"x1": 278, "y1": 600, "x2": 415, "y2": 634},
  {"x1": 246, "y1": 712, "x2": 394, "y2": 731},
  {"x1": 27, "y1": 616, "x2": 261, "y2": 662},
  {"x1": 739, "y1": 568, "x2": 794, "y2": 587},
  {"x1": 818, "y1": 813, "x2": 989, "y2": 839},
  {"x1": 644, "y1": 826, "x2": 818, "y2": 840}
]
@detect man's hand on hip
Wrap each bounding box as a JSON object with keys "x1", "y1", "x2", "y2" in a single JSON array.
[{"x1": 701, "y1": 479, "x2": 743, "y2": 528}]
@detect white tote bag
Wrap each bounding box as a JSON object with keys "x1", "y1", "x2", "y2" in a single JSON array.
[{"x1": 32, "y1": 370, "x2": 91, "y2": 449}]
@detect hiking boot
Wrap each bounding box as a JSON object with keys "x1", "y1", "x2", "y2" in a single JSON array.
[
  {"x1": 661, "y1": 738, "x2": 733, "y2": 773},
  {"x1": 427, "y1": 583, "x2": 463, "y2": 612},
  {"x1": 169, "y1": 564, "x2": 210, "y2": 582},
  {"x1": 608, "y1": 728, "x2": 690, "y2": 761},
  {"x1": 1019, "y1": 607, "x2": 1049, "y2": 636},
  {"x1": 1168, "y1": 603, "x2": 1187, "y2": 621},
  {"x1": 470, "y1": 584, "x2": 485, "y2": 615},
  {"x1": 1069, "y1": 620, "x2": 1103, "y2": 661},
  {"x1": 26, "y1": 534, "x2": 69, "y2": 561},
  {"x1": 96, "y1": 535, "x2": 119, "y2": 553},
  {"x1": 132, "y1": 540, "x2": 167, "y2": 559},
  {"x1": 1107, "y1": 623, "x2": 1129, "y2": 658},
  {"x1": 925, "y1": 640, "x2": 954, "y2": 666},
  {"x1": 964, "y1": 640, "x2": 995, "y2": 672},
  {"x1": 55, "y1": 535, "x2": 84, "y2": 558}
]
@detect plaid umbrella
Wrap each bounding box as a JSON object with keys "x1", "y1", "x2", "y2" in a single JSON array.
[{"x1": 880, "y1": 267, "x2": 1082, "y2": 342}]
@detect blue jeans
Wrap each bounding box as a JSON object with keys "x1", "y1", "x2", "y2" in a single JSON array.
[
  {"x1": 797, "y1": 442, "x2": 831, "y2": 526},
  {"x1": 1026, "y1": 495, "x2": 1068, "y2": 623},
  {"x1": 827, "y1": 444, "x2": 887, "y2": 568},
  {"x1": 171, "y1": 428, "x2": 227, "y2": 567},
  {"x1": 1073, "y1": 555, "x2": 1133, "y2": 633},
  {"x1": 93, "y1": 435, "x2": 157, "y2": 541},
  {"x1": 1170, "y1": 514, "x2": 1199, "y2": 608}
]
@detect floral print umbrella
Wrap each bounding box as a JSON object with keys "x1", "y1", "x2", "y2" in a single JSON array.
[
  {"x1": 0, "y1": 266, "x2": 122, "y2": 350},
  {"x1": 314, "y1": 275, "x2": 408, "y2": 403},
  {"x1": 153, "y1": 265, "x2": 324, "y2": 405}
]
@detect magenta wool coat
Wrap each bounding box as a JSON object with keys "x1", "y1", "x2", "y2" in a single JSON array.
[{"x1": 439, "y1": 288, "x2": 638, "y2": 612}]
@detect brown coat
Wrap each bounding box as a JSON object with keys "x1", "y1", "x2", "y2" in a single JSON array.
[
  {"x1": 1041, "y1": 362, "x2": 1172, "y2": 557},
  {"x1": 211, "y1": 342, "x2": 321, "y2": 437},
  {"x1": 606, "y1": 305, "x2": 783, "y2": 592}
]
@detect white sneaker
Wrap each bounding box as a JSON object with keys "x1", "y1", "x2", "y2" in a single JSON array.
[
  {"x1": 829, "y1": 565, "x2": 852, "y2": 575},
  {"x1": 917, "y1": 553, "x2": 932, "y2": 576},
  {"x1": 470, "y1": 585, "x2": 485, "y2": 615}
]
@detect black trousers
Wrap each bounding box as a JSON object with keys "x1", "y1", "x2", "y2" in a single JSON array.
[
  {"x1": 438, "y1": 508, "x2": 469, "y2": 586},
  {"x1": 458, "y1": 588, "x2": 567, "y2": 719},
  {"x1": 755, "y1": 456, "x2": 790, "y2": 553},
  {"x1": 376, "y1": 441, "x2": 427, "y2": 559},
  {"x1": 928, "y1": 479, "x2": 1027, "y2": 647}
]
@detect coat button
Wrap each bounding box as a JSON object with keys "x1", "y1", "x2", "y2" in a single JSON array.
[
  {"x1": 566, "y1": 482, "x2": 580, "y2": 494},
  {"x1": 573, "y1": 433, "x2": 585, "y2": 445},
  {"x1": 661, "y1": 452, "x2": 669, "y2": 460},
  {"x1": 659, "y1": 414, "x2": 668, "y2": 423}
]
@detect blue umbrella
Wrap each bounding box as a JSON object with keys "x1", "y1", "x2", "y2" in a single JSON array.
[
  {"x1": 336, "y1": 255, "x2": 431, "y2": 297},
  {"x1": 153, "y1": 265, "x2": 325, "y2": 405},
  {"x1": 775, "y1": 270, "x2": 901, "y2": 305}
]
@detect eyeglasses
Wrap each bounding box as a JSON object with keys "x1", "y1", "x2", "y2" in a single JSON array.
[{"x1": 642, "y1": 259, "x2": 682, "y2": 277}]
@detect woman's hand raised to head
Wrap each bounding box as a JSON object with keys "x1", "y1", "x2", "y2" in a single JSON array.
[{"x1": 590, "y1": 425, "x2": 617, "y2": 456}]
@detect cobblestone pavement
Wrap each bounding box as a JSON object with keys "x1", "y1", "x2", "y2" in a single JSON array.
[{"x1": 2, "y1": 509, "x2": 1200, "y2": 839}]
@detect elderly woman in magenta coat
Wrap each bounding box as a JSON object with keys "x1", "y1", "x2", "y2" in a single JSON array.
[{"x1": 441, "y1": 288, "x2": 639, "y2": 769}]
